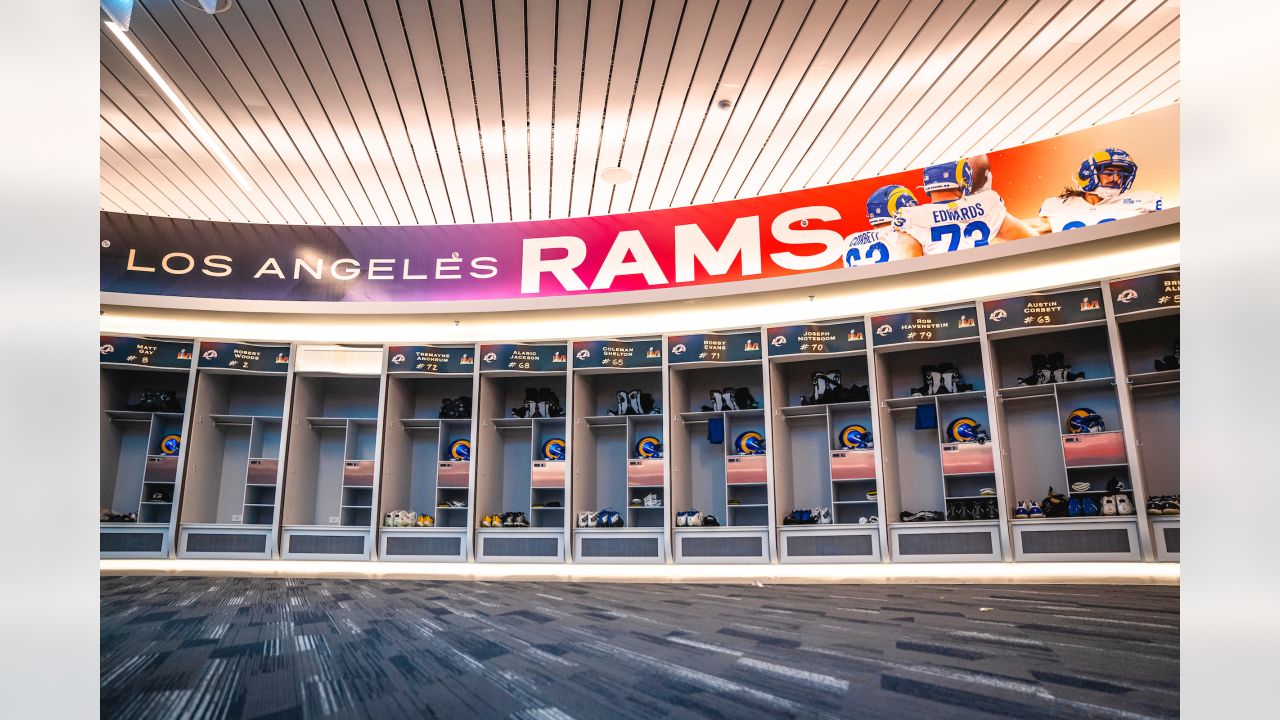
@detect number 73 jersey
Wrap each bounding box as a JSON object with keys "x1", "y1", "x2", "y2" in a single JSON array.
[{"x1": 892, "y1": 189, "x2": 1006, "y2": 255}]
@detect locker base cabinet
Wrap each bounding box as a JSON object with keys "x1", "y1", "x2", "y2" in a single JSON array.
[
  {"x1": 1011, "y1": 518, "x2": 1141, "y2": 562},
  {"x1": 890, "y1": 521, "x2": 1002, "y2": 562},
  {"x1": 100, "y1": 524, "x2": 171, "y2": 559},
  {"x1": 280, "y1": 526, "x2": 372, "y2": 560},
  {"x1": 379, "y1": 528, "x2": 469, "y2": 562},
  {"x1": 573, "y1": 529, "x2": 666, "y2": 564},
  {"x1": 1151, "y1": 517, "x2": 1179, "y2": 562},
  {"x1": 779, "y1": 526, "x2": 881, "y2": 563},
  {"x1": 475, "y1": 529, "x2": 565, "y2": 563},
  {"x1": 673, "y1": 527, "x2": 770, "y2": 564},
  {"x1": 178, "y1": 524, "x2": 274, "y2": 559}
]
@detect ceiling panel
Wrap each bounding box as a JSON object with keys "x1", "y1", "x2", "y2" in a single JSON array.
[{"x1": 100, "y1": 0, "x2": 1181, "y2": 225}]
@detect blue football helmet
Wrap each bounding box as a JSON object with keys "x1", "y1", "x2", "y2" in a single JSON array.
[
  {"x1": 840, "y1": 424, "x2": 873, "y2": 449},
  {"x1": 1075, "y1": 148, "x2": 1136, "y2": 198},
  {"x1": 866, "y1": 185, "x2": 918, "y2": 226},
  {"x1": 922, "y1": 159, "x2": 973, "y2": 194},
  {"x1": 1067, "y1": 408, "x2": 1105, "y2": 434}
]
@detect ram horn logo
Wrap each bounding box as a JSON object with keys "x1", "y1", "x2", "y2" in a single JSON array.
[
  {"x1": 671, "y1": 343, "x2": 686, "y2": 355},
  {"x1": 391, "y1": 353, "x2": 405, "y2": 364},
  {"x1": 875, "y1": 324, "x2": 893, "y2": 336},
  {"x1": 482, "y1": 352, "x2": 498, "y2": 362},
  {"x1": 1116, "y1": 289, "x2": 1138, "y2": 304},
  {"x1": 575, "y1": 349, "x2": 591, "y2": 360},
  {"x1": 989, "y1": 309, "x2": 1008, "y2": 322},
  {"x1": 99, "y1": 344, "x2": 114, "y2": 355},
  {"x1": 202, "y1": 349, "x2": 218, "y2": 360},
  {"x1": 771, "y1": 335, "x2": 787, "y2": 346}
]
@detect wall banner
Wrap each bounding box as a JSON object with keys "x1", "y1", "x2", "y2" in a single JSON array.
[
  {"x1": 766, "y1": 321, "x2": 866, "y2": 356},
  {"x1": 571, "y1": 339, "x2": 663, "y2": 369},
  {"x1": 667, "y1": 332, "x2": 763, "y2": 364},
  {"x1": 984, "y1": 287, "x2": 1106, "y2": 331},
  {"x1": 870, "y1": 308, "x2": 980, "y2": 347},
  {"x1": 100, "y1": 106, "x2": 1178, "y2": 304},
  {"x1": 387, "y1": 345, "x2": 476, "y2": 374},
  {"x1": 1110, "y1": 271, "x2": 1181, "y2": 315},
  {"x1": 479, "y1": 344, "x2": 568, "y2": 373},
  {"x1": 100, "y1": 335, "x2": 193, "y2": 369},
  {"x1": 197, "y1": 342, "x2": 290, "y2": 372}
]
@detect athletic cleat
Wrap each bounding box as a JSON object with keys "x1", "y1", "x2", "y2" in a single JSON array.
[
  {"x1": 1116, "y1": 495, "x2": 1134, "y2": 515},
  {"x1": 1081, "y1": 497, "x2": 1100, "y2": 516},
  {"x1": 702, "y1": 515, "x2": 720, "y2": 527},
  {"x1": 900, "y1": 510, "x2": 944, "y2": 522},
  {"x1": 1028, "y1": 501, "x2": 1044, "y2": 519},
  {"x1": 1102, "y1": 495, "x2": 1118, "y2": 516},
  {"x1": 1014, "y1": 501, "x2": 1029, "y2": 519},
  {"x1": 1068, "y1": 498, "x2": 1082, "y2": 517},
  {"x1": 642, "y1": 493, "x2": 661, "y2": 507}
]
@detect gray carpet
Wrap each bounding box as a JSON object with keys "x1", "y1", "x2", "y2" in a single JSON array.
[{"x1": 101, "y1": 577, "x2": 1179, "y2": 719}]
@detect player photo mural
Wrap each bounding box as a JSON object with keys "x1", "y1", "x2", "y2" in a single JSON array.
[{"x1": 101, "y1": 106, "x2": 1177, "y2": 304}]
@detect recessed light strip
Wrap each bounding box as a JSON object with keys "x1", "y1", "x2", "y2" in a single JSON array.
[{"x1": 104, "y1": 20, "x2": 253, "y2": 193}]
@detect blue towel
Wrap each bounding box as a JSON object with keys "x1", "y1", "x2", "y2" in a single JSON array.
[
  {"x1": 708, "y1": 417, "x2": 724, "y2": 444},
  {"x1": 915, "y1": 403, "x2": 937, "y2": 430}
]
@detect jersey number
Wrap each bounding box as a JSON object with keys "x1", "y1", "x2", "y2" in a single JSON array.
[
  {"x1": 930, "y1": 221, "x2": 990, "y2": 251},
  {"x1": 847, "y1": 243, "x2": 889, "y2": 265}
]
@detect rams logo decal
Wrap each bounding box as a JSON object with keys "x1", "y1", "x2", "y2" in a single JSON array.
[
  {"x1": 1116, "y1": 289, "x2": 1138, "y2": 304},
  {"x1": 989, "y1": 309, "x2": 1008, "y2": 322}
]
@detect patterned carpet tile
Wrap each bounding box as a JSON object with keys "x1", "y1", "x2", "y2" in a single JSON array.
[{"x1": 102, "y1": 578, "x2": 1179, "y2": 719}]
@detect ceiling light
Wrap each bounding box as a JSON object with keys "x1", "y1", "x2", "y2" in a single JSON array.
[
  {"x1": 104, "y1": 20, "x2": 254, "y2": 194},
  {"x1": 716, "y1": 99, "x2": 732, "y2": 110},
  {"x1": 599, "y1": 167, "x2": 633, "y2": 185}
]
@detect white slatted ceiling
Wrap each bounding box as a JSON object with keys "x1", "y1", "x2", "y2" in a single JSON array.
[{"x1": 100, "y1": 0, "x2": 1180, "y2": 225}]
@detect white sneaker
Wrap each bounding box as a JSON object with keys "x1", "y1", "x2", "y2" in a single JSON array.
[
  {"x1": 687, "y1": 511, "x2": 703, "y2": 527},
  {"x1": 643, "y1": 493, "x2": 661, "y2": 507},
  {"x1": 1115, "y1": 495, "x2": 1134, "y2": 515},
  {"x1": 1101, "y1": 495, "x2": 1118, "y2": 516},
  {"x1": 576, "y1": 511, "x2": 590, "y2": 528}
]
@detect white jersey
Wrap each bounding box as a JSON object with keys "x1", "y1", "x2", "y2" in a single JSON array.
[
  {"x1": 1038, "y1": 191, "x2": 1163, "y2": 233},
  {"x1": 843, "y1": 226, "x2": 914, "y2": 267},
  {"x1": 893, "y1": 189, "x2": 1008, "y2": 255}
]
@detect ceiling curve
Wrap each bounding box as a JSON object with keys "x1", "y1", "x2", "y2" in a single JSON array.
[{"x1": 99, "y1": 0, "x2": 1180, "y2": 226}]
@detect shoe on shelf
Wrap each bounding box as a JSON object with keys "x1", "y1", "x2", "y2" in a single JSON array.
[
  {"x1": 981, "y1": 501, "x2": 999, "y2": 520},
  {"x1": 1146, "y1": 497, "x2": 1163, "y2": 515},
  {"x1": 1101, "y1": 495, "x2": 1118, "y2": 516},
  {"x1": 1162, "y1": 496, "x2": 1180, "y2": 515},
  {"x1": 817, "y1": 507, "x2": 832, "y2": 524},
  {"x1": 1067, "y1": 498, "x2": 1082, "y2": 517},
  {"x1": 1081, "y1": 497, "x2": 1100, "y2": 516},
  {"x1": 728, "y1": 499, "x2": 742, "y2": 505},
  {"x1": 630, "y1": 498, "x2": 642, "y2": 506},
  {"x1": 643, "y1": 493, "x2": 661, "y2": 507},
  {"x1": 1070, "y1": 482, "x2": 1091, "y2": 493},
  {"x1": 1014, "y1": 501, "x2": 1029, "y2": 519},
  {"x1": 900, "y1": 510, "x2": 943, "y2": 522},
  {"x1": 1028, "y1": 501, "x2": 1044, "y2": 519},
  {"x1": 866, "y1": 490, "x2": 878, "y2": 501},
  {"x1": 702, "y1": 515, "x2": 720, "y2": 527},
  {"x1": 1106, "y1": 477, "x2": 1127, "y2": 494},
  {"x1": 978, "y1": 488, "x2": 996, "y2": 496},
  {"x1": 1116, "y1": 495, "x2": 1134, "y2": 515},
  {"x1": 576, "y1": 511, "x2": 591, "y2": 528}
]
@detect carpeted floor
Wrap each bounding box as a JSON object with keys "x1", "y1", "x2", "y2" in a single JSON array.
[{"x1": 101, "y1": 577, "x2": 1179, "y2": 719}]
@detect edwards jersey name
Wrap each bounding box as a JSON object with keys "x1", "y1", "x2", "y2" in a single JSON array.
[
  {"x1": 1038, "y1": 191, "x2": 1163, "y2": 233},
  {"x1": 894, "y1": 189, "x2": 1008, "y2": 255}
]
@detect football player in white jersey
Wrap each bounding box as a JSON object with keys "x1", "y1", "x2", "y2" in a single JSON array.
[
  {"x1": 892, "y1": 155, "x2": 1036, "y2": 255},
  {"x1": 843, "y1": 184, "x2": 923, "y2": 267},
  {"x1": 1029, "y1": 148, "x2": 1164, "y2": 234}
]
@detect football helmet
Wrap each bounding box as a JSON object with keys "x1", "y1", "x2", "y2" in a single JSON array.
[
  {"x1": 839, "y1": 424, "x2": 873, "y2": 449},
  {"x1": 1075, "y1": 148, "x2": 1136, "y2": 198},
  {"x1": 1067, "y1": 408, "x2": 1105, "y2": 434},
  {"x1": 733, "y1": 431, "x2": 765, "y2": 455},
  {"x1": 866, "y1": 185, "x2": 918, "y2": 226},
  {"x1": 946, "y1": 417, "x2": 989, "y2": 444},
  {"x1": 542, "y1": 437, "x2": 566, "y2": 460},
  {"x1": 922, "y1": 159, "x2": 973, "y2": 194},
  {"x1": 635, "y1": 435, "x2": 663, "y2": 459},
  {"x1": 447, "y1": 439, "x2": 471, "y2": 461}
]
